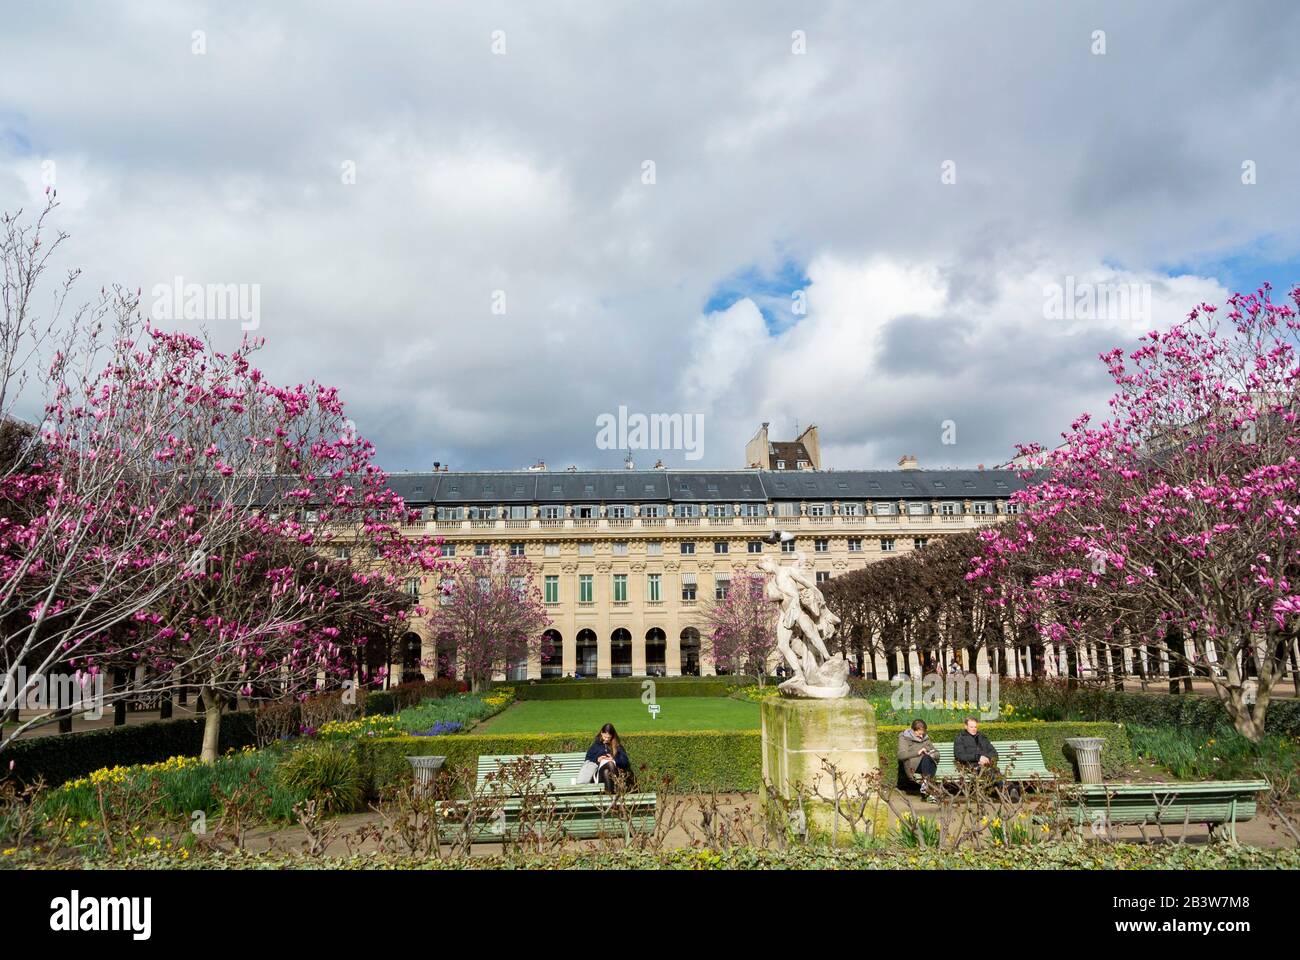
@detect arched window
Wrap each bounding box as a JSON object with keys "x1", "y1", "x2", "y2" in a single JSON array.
[
  {"x1": 680, "y1": 627, "x2": 701, "y2": 677},
  {"x1": 611, "y1": 628, "x2": 632, "y2": 677},
  {"x1": 400, "y1": 632, "x2": 424, "y2": 683},
  {"x1": 540, "y1": 629, "x2": 563, "y2": 678},
  {"x1": 576, "y1": 629, "x2": 598, "y2": 677},
  {"x1": 645, "y1": 628, "x2": 667, "y2": 676}
]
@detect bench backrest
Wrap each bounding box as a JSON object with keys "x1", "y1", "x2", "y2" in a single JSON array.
[
  {"x1": 476, "y1": 752, "x2": 590, "y2": 789},
  {"x1": 932, "y1": 739, "x2": 1051, "y2": 776}
]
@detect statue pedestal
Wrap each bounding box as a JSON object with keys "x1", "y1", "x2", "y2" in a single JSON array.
[{"x1": 760, "y1": 697, "x2": 886, "y2": 843}]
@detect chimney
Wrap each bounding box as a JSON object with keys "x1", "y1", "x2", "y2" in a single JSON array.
[{"x1": 898, "y1": 454, "x2": 919, "y2": 471}]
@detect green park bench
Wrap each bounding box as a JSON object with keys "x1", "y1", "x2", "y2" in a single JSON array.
[
  {"x1": 930, "y1": 739, "x2": 1060, "y2": 786},
  {"x1": 435, "y1": 752, "x2": 657, "y2": 841},
  {"x1": 1066, "y1": 780, "x2": 1270, "y2": 843}
]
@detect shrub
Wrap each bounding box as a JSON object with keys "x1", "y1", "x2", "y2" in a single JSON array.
[
  {"x1": 277, "y1": 743, "x2": 364, "y2": 814},
  {"x1": 363, "y1": 678, "x2": 468, "y2": 716},
  {"x1": 354, "y1": 720, "x2": 1131, "y2": 797},
  {"x1": 1127, "y1": 722, "x2": 1300, "y2": 781},
  {"x1": 507, "y1": 678, "x2": 741, "y2": 700},
  {"x1": 2, "y1": 712, "x2": 258, "y2": 789}
]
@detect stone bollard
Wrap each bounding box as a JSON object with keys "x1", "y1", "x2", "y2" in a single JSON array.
[{"x1": 1064, "y1": 737, "x2": 1106, "y2": 784}]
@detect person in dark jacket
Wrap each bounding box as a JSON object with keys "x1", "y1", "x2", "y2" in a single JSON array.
[
  {"x1": 953, "y1": 716, "x2": 1011, "y2": 794},
  {"x1": 952, "y1": 716, "x2": 997, "y2": 768},
  {"x1": 585, "y1": 722, "x2": 633, "y2": 793}
]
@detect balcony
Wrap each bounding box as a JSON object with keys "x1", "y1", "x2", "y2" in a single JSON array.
[
  {"x1": 470, "y1": 519, "x2": 496, "y2": 528},
  {"x1": 506, "y1": 519, "x2": 529, "y2": 528},
  {"x1": 435, "y1": 520, "x2": 463, "y2": 530},
  {"x1": 608, "y1": 518, "x2": 632, "y2": 528}
]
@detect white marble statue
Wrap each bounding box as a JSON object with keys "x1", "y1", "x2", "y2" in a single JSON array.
[{"x1": 759, "y1": 552, "x2": 849, "y2": 698}]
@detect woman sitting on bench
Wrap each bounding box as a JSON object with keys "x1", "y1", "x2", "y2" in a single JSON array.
[{"x1": 580, "y1": 723, "x2": 634, "y2": 793}]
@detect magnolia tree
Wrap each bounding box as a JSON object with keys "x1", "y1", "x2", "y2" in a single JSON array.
[
  {"x1": 703, "y1": 572, "x2": 776, "y2": 685},
  {"x1": 425, "y1": 550, "x2": 550, "y2": 692},
  {"x1": 971, "y1": 287, "x2": 1300, "y2": 741},
  {"x1": 0, "y1": 202, "x2": 442, "y2": 756}
]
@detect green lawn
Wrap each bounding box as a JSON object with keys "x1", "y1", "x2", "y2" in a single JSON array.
[{"x1": 475, "y1": 696, "x2": 760, "y2": 734}]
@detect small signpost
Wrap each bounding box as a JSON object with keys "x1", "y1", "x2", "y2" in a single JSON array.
[{"x1": 648, "y1": 703, "x2": 661, "y2": 720}]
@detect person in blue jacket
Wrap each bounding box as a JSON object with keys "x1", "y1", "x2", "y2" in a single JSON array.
[{"x1": 585, "y1": 722, "x2": 633, "y2": 793}]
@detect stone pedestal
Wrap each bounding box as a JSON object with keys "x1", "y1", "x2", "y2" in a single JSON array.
[{"x1": 760, "y1": 697, "x2": 886, "y2": 842}]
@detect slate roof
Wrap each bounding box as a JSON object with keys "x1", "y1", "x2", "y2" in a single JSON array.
[{"x1": 383, "y1": 469, "x2": 1029, "y2": 505}]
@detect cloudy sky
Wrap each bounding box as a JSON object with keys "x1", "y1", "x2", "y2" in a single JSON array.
[{"x1": 2, "y1": 1, "x2": 1298, "y2": 473}]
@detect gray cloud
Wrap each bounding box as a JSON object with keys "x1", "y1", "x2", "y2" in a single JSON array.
[{"x1": 1, "y1": 0, "x2": 1297, "y2": 472}]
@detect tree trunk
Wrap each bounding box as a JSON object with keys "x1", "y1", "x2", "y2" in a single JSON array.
[
  {"x1": 199, "y1": 687, "x2": 223, "y2": 763},
  {"x1": 159, "y1": 686, "x2": 173, "y2": 720}
]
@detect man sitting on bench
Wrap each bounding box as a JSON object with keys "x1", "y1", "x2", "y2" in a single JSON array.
[{"x1": 953, "y1": 716, "x2": 1012, "y2": 795}]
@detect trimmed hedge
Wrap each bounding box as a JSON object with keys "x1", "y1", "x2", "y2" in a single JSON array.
[
  {"x1": 506, "y1": 678, "x2": 742, "y2": 701},
  {"x1": 356, "y1": 719, "x2": 1131, "y2": 796},
  {"x1": 3, "y1": 711, "x2": 258, "y2": 789},
  {"x1": 851, "y1": 676, "x2": 1300, "y2": 738},
  {"x1": 362, "y1": 678, "x2": 467, "y2": 716},
  {"x1": 357, "y1": 730, "x2": 762, "y2": 796}
]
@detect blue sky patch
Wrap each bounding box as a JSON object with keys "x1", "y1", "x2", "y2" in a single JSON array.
[{"x1": 703, "y1": 257, "x2": 811, "y2": 333}]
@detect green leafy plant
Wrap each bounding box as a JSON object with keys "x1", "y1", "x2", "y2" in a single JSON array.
[{"x1": 277, "y1": 744, "x2": 364, "y2": 814}]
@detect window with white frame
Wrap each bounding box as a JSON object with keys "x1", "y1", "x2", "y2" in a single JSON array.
[
  {"x1": 646, "y1": 541, "x2": 662, "y2": 556},
  {"x1": 544, "y1": 543, "x2": 560, "y2": 557},
  {"x1": 647, "y1": 573, "x2": 662, "y2": 602},
  {"x1": 972, "y1": 502, "x2": 989, "y2": 515},
  {"x1": 474, "y1": 543, "x2": 490, "y2": 556},
  {"x1": 748, "y1": 540, "x2": 763, "y2": 553},
  {"x1": 681, "y1": 541, "x2": 695, "y2": 555},
  {"x1": 541, "y1": 506, "x2": 561, "y2": 520},
  {"x1": 814, "y1": 538, "x2": 829, "y2": 552},
  {"x1": 714, "y1": 575, "x2": 730, "y2": 600},
  {"x1": 609, "y1": 504, "x2": 629, "y2": 519},
  {"x1": 873, "y1": 502, "x2": 894, "y2": 516},
  {"x1": 847, "y1": 538, "x2": 862, "y2": 552},
  {"x1": 809, "y1": 503, "x2": 827, "y2": 517},
  {"x1": 579, "y1": 542, "x2": 594, "y2": 557},
  {"x1": 612, "y1": 541, "x2": 629, "y2": 556},
  {"x1": 906, "y1": 502, "x2": 928, "y2": 516},
  {"x1": 940, "y1": 502, "x2": 958, "y2": 516},
  {"x1": 881, "y1": 538, "x2": 896, "y2": 552},
  {"x1": 510, "y1": 542, "x2": 525, "y2": 556}
]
